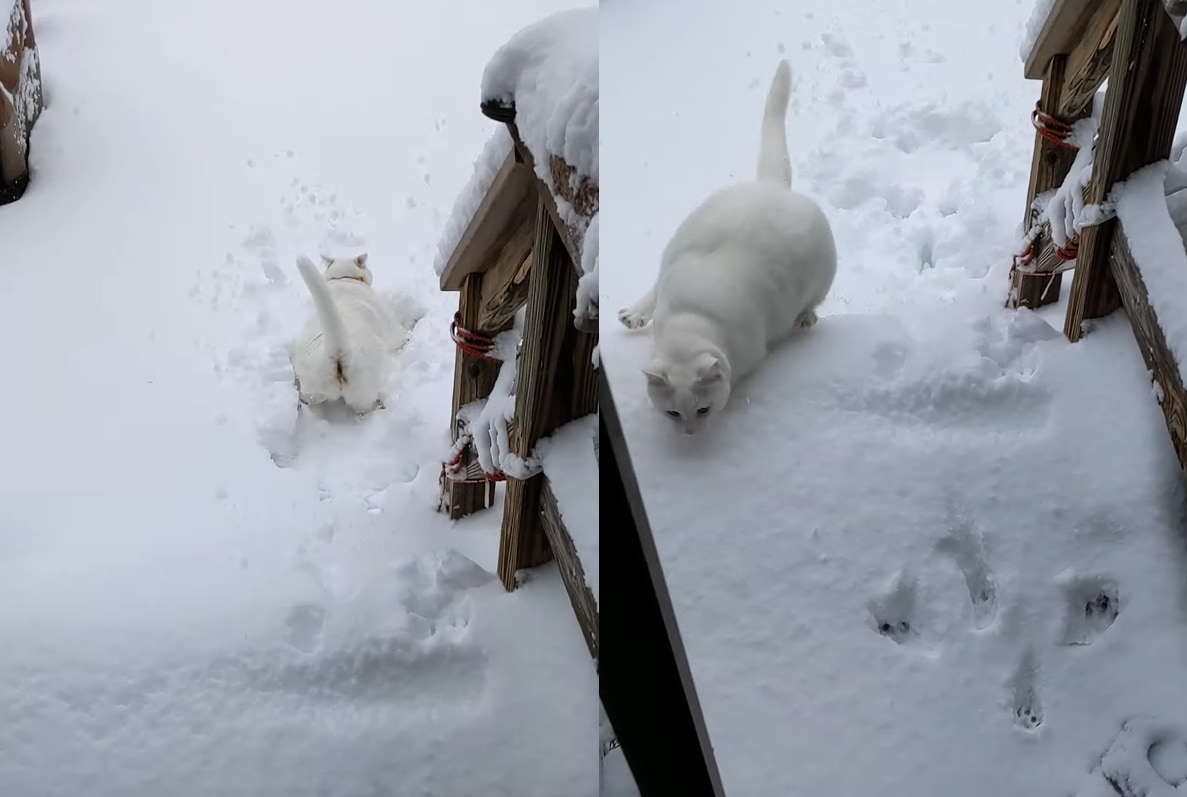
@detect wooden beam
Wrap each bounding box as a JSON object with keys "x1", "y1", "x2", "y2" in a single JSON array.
[
  {"x1": 438, "y1": 149, "x2": 535, "y2": 292},
  {"x1": 1026, "y1": 0, "x2": 1119, "y2": 79},
  {"x1": 539, "y1": 477, "x2": 599, "y2": 663},
  {"x1": 479, "y1": 101, "x2": 599, "y2": 335},
  {"x1": 600, "y1": 371, "x2": 730, "y2": 797},
  {"x1": 480, "y1": 102, "x2": 584, "y2": 274},
  {"x1": 497, "y1": 198, "x2": 591, "y2": 590},
  {"x1": 1012, "y1": 55, "x2": 1084, "y2": 308},
  {"x1": 1055, "y1": 1, "x2": 1121, "y2": 118},
  {"x1": 442, "y1": 274, "x2": 509, "y2": 519},
  {"x1": 1109, "y1": 228, "x2": 1187, "y2": 471},
  {"x1": 475, "y1": 197, "x2": 536, "y2": 331},
  {"x1": 1064, "y1": 0, "x2": 1187, "y2": 341}
]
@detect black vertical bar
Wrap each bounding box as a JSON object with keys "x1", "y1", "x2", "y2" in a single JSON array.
[{"x1": 600, "y1": 369, "x2": 728, "y2": 797}]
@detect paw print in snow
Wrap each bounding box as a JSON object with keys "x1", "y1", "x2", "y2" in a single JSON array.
[
  {"x1": 867, "y1": 570, "x2": 920, "y2": 645},
  {"x1": 1058, "y1": 572, "x2": 1120, "y2": 646}
]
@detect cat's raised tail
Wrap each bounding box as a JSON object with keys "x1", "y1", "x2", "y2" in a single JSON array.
[
  {"x1": 296, "y1": 255, "x2": 347, "y2": 359},
  {"x1": 756, "y1": 59, "x2": 792, "y2": 187}
]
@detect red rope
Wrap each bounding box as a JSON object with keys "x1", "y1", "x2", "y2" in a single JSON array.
[
  {"x1": 1053, "y1": 235, "x2": 1079, "y2": 261},
  {"x1": 1031, "y1": 101, "x2": 1078, "y2": 150},
  {"x1": 449, "y1": 313, "x2": 502, "y2": 361},
  {"x1": 441, "y1": 442, "x2": 507, "y2": 485},
  {"x1": 436, "y1": 433, "x2": 506, "y2": 513}
]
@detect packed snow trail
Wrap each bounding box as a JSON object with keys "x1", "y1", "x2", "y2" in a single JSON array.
[
  {"x1": 601, "y1": 1, "x2": 1187, "y2": 796},
  {"x1": 0, "y1": 0, "x2": 595, "y2": 795}
]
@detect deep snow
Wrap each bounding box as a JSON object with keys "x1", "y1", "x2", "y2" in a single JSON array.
[
  {"x1": 600, "y1": 1, "x2": 1187, "y2": 796},
  {"x1": 0, "y1": 1, "x2": 596, "y2": 795}
]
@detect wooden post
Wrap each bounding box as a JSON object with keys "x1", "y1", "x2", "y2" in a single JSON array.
[
  {"x1": 496, "y1": 197, "x2": 595, "y2": 590},
  {"x1": 443, "y1": 273, "x2": 507, "y2": 519},
  {"x1": 1013, "y1": 0, "x2": 1122, "y2": 308},
  {"x1": 1064, "y1": 0, "x2": 1187, "y2": 341},
  {"x1": 1012, "y1": 55, "x2": 1082, "y2": 308}
]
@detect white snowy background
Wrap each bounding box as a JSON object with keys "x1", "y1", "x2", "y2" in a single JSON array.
[
  {"x1": 0, "y1": 1, "x2": 597, "y2": 795},
  {"x1": 601, "y1": 1, "x2": 1187, "y2": 796}
]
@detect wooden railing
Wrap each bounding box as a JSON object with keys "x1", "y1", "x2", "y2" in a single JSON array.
[{"x1": 1013, "y1": 0, "x2": 1187, "y2": 475}]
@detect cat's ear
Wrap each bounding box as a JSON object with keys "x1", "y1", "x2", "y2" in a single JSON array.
[
  {"x1": 320, "y1": 254, "x2": 334, "y2": 266},
  {"x1": 354, "y1": 253, "x2": 369, "y2": 268},
  {"x1": 641, "y1": 364, "x2": 668, "y2": 388},
  {"x1": 694, "y1": 356, "x2": 725, "y2": 386}
]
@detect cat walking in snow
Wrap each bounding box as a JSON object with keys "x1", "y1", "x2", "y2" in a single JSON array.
[
  {"x1": 618, "y1": 59, "x2": 837, "y2": 435},
  {"x1": 291, "y1": 253, "x2": 395, "y2": 414}
]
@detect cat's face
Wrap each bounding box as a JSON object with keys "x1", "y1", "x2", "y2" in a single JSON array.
[
  {"x1": 642, "y1": 353, "x2": 730, "y2": 435},
  {"x1": 322, "y1": 253, "x2": 373, "y2": 285}
]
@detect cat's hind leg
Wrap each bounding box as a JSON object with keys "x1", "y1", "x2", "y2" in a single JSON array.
[{"x1": 618, "y1": 284, "x2": 657, "y2": 330}]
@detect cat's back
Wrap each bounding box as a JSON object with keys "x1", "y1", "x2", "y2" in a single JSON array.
[
  {"x1": 330, "y1": 281, "x2": 393, "y2": 338},
  {"x1": 661, "y1": 181, "x2": 832, "y2": 270}
]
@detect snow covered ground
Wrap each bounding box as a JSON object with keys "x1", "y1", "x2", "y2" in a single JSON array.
[
  {"x1": 0, "y1": 1, "x2": 596, "y2": 795},
  {"x1": 601, "y1": 1, "x2": 1187, "y2": 796}
]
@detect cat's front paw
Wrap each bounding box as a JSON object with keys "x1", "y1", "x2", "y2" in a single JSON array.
[
  {"x1": 795, "y1": 309, "x2": 818, "y2": 329},
  {"x1": 618, "y1": 307, "x2": 650, "y2": 330}
]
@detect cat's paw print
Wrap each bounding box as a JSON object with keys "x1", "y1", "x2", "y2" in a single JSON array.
[
  {"x1": 1008, "y1": 647, "x2": 1044, "y2": 732},
  {"x1": 934, "y1": 520, "x2": 998, "y2": 631},
  {"x1": 1057, "y1": 571, "x2": 1119, "y2": 646},
  {"x1": 867, "y1": 570, "x2": 920, "y2": 645}
]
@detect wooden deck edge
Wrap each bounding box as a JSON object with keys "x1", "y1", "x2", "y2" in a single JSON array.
[
  {"x1": 479, "y1": 103, "x2": 587, "y2": 275},
  {"x1": 1025, "y1": 0, "x2": 1121, "y2": 80},
  {"x1": 1109, "y1": 226, "x2": 1187, "y2": 473},
  {"x1": 540, "y1": 476, "x2": 599, "y2": 664},
  {"x1": 439, "y1": 148, "x2": 535, "y2": 292}
]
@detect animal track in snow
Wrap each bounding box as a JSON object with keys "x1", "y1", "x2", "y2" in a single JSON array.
[
  {"x1": 1073, "y1": 718, "x2": 1187, "y2": 796},
  {"x1": 1057, "y1": 571, "x2": 1119, "y2": 646},
  {"x1": 867, "y1": 570, "x2": 920, "y2": 645},
  {"x1": 934, "y1": 518, "x2": 998, "y2": 631},
  {"x1": 1008, "y1": 647, "x2": 1044, "y2": 732}
]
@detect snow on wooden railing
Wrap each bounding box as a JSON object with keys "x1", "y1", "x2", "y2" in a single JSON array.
[
  {"x1": 480, "y1": 5, "x2": 598, "y2": 331},
  {"x1": 1012, "y1": 0, "x2": 1187, "y2": 475},
  {"x1": 0, "y1": 0, "x2": 42, "y2": 204}
]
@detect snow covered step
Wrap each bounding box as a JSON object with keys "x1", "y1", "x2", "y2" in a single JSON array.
[{"x1": 537, "y1": 414, "x2": 599, "y2": 661}]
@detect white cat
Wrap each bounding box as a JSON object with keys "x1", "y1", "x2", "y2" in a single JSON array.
[
  {"x1": 618, "y1": 59, "x2": 837, "y2": 435},
  {"x1": 291, "y1": 253, "x2": 394, "y2": 414}
]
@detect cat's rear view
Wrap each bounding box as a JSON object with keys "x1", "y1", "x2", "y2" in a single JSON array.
[{"x1": 618, "y1": 59, "x2": 837, "y2": 435}]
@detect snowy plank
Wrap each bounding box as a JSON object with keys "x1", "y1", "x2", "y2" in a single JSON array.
[
  {"x1": 540, "y1": 477, "x2": 597, "y2": 661},
  {"x1": 1023, "y1": 0, "x2": 1119, "y2": 82},
  {"x1": 480, "y1": 6, "x2": 597, "y2": 225},
  {"x1": 538, "y1": 414, "x2": 598, "y2": 607},
  {"x1": 480, "y1": 5, "x2": 598, "y2": 311},
  {"x1": 433, "y1": 127, "x2": 512, "y2": 279},
  {"x1": 437, "y1": 140, "x2": 536, "y2": 291},
  {"x1": 1111, "y1": 163, "x2": 1187, "y2": 471}
]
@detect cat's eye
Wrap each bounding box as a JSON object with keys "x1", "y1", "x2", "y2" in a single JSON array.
[
  {"x1": 696, "y1": 407, "x2": 710, "y2": 416},
  {"x1": 665, "y1": 410, "x2": 680, "y2": 418}
]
